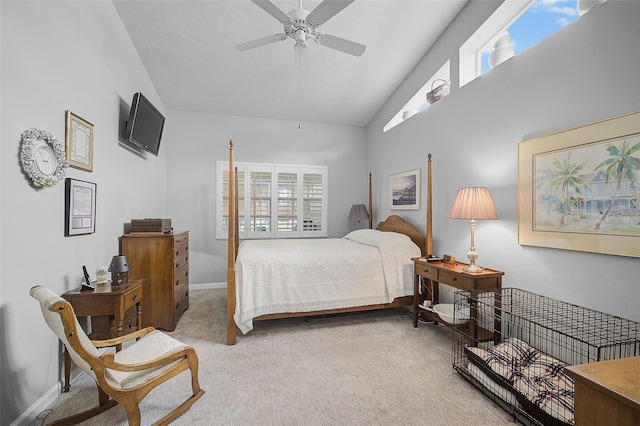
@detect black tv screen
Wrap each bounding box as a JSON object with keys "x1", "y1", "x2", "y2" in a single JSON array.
[{"x1": 124, "y1": 92, "x2": 165, "y2": 156}]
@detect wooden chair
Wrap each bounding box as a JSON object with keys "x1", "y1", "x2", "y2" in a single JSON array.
[{"x1": 30, "y1": 285, "x2": 205, "y2": 425}]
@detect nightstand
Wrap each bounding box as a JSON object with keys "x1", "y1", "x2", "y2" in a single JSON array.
[
  {"x1": 412, "y1": 258, "x2": 503, "y2": 341},
  {"x1": 61, "y1": 278, "x2": 144, "y2": 392}
]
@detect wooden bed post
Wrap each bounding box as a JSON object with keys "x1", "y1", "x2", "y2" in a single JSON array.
[
  {"x1": 227, "y1": 140, "x2": 236, "y2": 345},
  {"x1": 368, "y1": 172, "x2": 373, "y2": 229},
  {"x1": 426, "y1": 153, "x2": 433, "y2": 256}
]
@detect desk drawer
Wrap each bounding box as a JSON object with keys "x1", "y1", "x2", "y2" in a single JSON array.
[
  {"x1": 122, "y1": 285, "x2": 143, "y2": 312},
  {"x1": 438, "y1": 270, "x2": 474, "y2": 290},
  {"x1": 414, "y1": 263, "x2": 438, "y2": 281}
]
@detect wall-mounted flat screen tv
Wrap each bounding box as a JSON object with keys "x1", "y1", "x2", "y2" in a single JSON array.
[{"x1": 124, "y1": 92, "x2": 165, "y2": 156}]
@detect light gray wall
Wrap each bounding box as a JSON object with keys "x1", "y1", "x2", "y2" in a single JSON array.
[
  {"x1": 366, "y1": 0, "x2": 640, "y2": 320},
  {"x1": 1, "y1": 2, "x2": 167, "y2": 424},
  {"x1": 164, "y1": 110, "x2": 367, "y2": 285}
]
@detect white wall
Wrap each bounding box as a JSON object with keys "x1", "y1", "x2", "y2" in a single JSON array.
[
  {"x1": 1, "y1": 2, "x2": 167, "y2": 424},
  {"x1": 164, "y1": 110, "x2": 367, "y2": 284},
  {"x1": 366, "y1": 0, "x2": 640, "y2": 320}
]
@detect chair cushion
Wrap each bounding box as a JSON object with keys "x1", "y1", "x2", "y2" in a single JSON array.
[{"x1": 105, "y1": 330, "x2": 188, "y2": 389}]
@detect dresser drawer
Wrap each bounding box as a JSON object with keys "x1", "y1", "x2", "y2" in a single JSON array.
[
  {"x1": 414, "y1": 263, "x2": 438, "y2": 280},
  {"x1": 174, "y1": 284, "x2": 189, "y2": 327},
  {"x1": 174, "y1": 263, "x2": 189, "y2": 292},
  {"x1": 438, "y1": 270, "x2": 474, "y2": 290},
  {"x1": 174, "y1": 232, "x2": 189, "y2": 247},
  {"x1": 122, "y1": 284, "x2": 143, "y2": 312},
  {"x1": 174, "y1": 242, "x2": 188, "y2": 260}
]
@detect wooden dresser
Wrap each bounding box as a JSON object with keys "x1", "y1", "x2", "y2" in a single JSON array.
[
  {"x1": 565, "y1": 356, "x2": 640, "y2": 426},
  {"x1": 120, "y1": 231, "x2": 189, "y2": 331}
]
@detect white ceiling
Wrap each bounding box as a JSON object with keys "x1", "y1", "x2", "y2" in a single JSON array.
[{"x1": 113, "y1": 0, "x2": 468, "y2": 127}]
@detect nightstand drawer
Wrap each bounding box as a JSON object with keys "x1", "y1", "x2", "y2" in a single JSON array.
[
  {"x1": 414, "y1": 263, "x2": 438, "y2": 280},
  {"x1": 438, "y1": 270, "x2": 473, "y2": 290}
]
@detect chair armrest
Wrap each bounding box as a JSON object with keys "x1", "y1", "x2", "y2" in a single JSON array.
[
  {"x1": 91, "y1": 327, "x2": 156, "y2": 348},
  {"x1": 100, "y1": 346, "x2": 195, "y2": 372}
]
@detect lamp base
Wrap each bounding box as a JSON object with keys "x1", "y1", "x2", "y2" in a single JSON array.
[{"x1": 463, "y1": 264, "x2": 484, "y2": 273}]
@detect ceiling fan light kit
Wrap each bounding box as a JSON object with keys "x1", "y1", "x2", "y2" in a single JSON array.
[{"x1": 236, "y1": 0, "x2": 366, "y2": 57}]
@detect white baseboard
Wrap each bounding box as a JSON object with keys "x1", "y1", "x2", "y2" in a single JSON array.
[
  {"x1": 11, "y1": 382, "x2": 59, "y2": 426},
  {"x1": 190, "y1": 282, "x2": 226, "y2": 290}
]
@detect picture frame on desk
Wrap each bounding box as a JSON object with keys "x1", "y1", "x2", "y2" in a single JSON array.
[{"x1": 64, "y1": 178, "x2": 96, "y2": 236}]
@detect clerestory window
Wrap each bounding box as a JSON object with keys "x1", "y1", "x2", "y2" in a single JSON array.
[{"x1": 461, "y1": 0, "x2": 587, "y2": 87}]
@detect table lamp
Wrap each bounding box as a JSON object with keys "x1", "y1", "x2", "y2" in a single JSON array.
[
  {"x1": 109, "y1": 255, "x2": 130, "y2": 286},
  {"x1": 348, "y1": 204, "x2": 369, "y2": 229},
  {"x1": 448, "y1": 187, "x2": 498, "y2": 273}
]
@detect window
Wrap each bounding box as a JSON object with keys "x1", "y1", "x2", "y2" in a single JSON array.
[
  {"x1": 217, "y1": 161, "x2": 327, "y2": 239},
  {"x1": 383, "y1": 61, "x2": 450, "y2": 133},
  {"x1": 460, "y1": 0, "x2": 581, "y2": 87}
]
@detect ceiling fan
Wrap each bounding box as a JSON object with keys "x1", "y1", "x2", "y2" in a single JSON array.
[{"x1": 236, "y1": 0, "x2": 366, "y2": 57}]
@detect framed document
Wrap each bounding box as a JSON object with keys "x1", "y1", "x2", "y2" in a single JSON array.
[
  {"x1": 65, "y1": 111, "x2": 94, "y2": 172},
  {"x1": 65, "y1": 178, "x2": 97, "y2": 236}
]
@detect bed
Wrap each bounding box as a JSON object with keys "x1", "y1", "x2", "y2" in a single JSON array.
[{"x1": 225, "y1": 140, "x2": 433, "y2": 345}]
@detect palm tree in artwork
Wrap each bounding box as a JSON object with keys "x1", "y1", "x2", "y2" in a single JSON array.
[
  {"x1": 592, "y1": 139, "x2": 640, "y2": 230},
  {"x1": 551, "y1": 153, "x2": 589, "y2": 226},
  {"x1": 536, "y1": 164, "x2": 558, "y2": 214}
]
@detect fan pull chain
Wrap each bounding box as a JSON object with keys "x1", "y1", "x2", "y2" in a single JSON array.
[{"x1": 298, "y1": 46, "x2": 302, "y2": 129}]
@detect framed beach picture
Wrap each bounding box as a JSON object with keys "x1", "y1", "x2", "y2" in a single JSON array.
[
  {"x1": 390, "y1": 169, "x2": 420, "y2": 210},
  {"x1": 518, "y1": 110, "x2": 639, "y2": 258}
]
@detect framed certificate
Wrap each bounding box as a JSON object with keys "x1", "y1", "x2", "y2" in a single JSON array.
[
  {"x1": 65, "y1": 178, "x2": 97, "y2": 236},
  {"x1": 65, "y1": 110, "x2": 94, "y2": 172}
]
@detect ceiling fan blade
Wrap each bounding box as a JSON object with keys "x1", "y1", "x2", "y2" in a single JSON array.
[
  {"x1": 251, "y1": 0, "x2": 292, "y2": 24},
  {"x1": 316, "y1": 33, "x2": 366, "y2": 57},
  {"x1": 306, "y1": 0, "x2": 355, "y2": 26},
  {"x1": 236, "y1": 34, "x2": 287, "y2": 51}
]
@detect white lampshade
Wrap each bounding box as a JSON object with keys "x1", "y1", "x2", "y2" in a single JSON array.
[{"x1": 449, "y1": 187, "x2": 498, "y2": 273}]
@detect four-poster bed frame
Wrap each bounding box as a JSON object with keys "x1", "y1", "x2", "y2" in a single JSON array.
[{"x1": 226, "y1": 140, "x2": 433, "y2": 345}]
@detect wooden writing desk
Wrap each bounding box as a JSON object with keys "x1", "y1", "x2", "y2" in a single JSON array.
[{"x1": 61, "y1": 279, "x2": 144, "y2": 391}]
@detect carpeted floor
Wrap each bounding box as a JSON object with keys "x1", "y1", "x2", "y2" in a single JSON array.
[{"x1": 39, "y1": 288, "x2": 515, "y2": 425}]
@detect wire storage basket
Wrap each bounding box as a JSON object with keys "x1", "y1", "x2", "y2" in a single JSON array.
[
  {"x1": 426, "y1": 79, "x2": 450, "y2": 104},
  {"x1": 452, "y1": 288, "x2": 640, "y2": 426}
]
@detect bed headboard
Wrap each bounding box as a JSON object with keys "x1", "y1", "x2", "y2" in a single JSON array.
[{"x1": 376, "y1": 215, "x2": 427, "y2": 256}]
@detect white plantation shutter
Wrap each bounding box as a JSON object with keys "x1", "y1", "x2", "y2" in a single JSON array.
[{"x1": 217, "y1": 161, "x2": 327, "y2": 239}]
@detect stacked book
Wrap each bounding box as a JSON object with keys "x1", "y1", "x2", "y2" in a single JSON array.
[{"x1": 130, "y1": 218, "x2": 172, "y2": 234}]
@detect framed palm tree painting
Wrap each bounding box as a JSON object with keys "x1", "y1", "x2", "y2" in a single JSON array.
[{"x1": 518, "y1": 110, "x2": 639, "y2": 258}]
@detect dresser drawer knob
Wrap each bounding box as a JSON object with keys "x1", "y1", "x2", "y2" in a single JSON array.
[
  {"x1": 175, "y1": 279, "x2": 180, "y2": 286},
  {"x1": 131, "y1": 293, "x2": 138, "y2": 301},
  {"x1": 185, "y1": 256, "x2": 188, "y2": 262},
  {"x1": 175, "y1": 302, "x2": 180, "y2": 309},
  {"x1": 185, "y1": 291, "x2": 189, "y2": 297},
  {"x1": 176, "y1": 262, "x2": 179, "y2": 268}
]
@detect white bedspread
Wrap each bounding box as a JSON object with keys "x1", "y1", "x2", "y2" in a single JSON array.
[{"x1": 234, "y1": 229, "x2": 421, "y2": 334}]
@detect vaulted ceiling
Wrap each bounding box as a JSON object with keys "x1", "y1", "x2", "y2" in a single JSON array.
[{"x1": 113, "y1": 0, "x2": 467, "y2": 127}]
